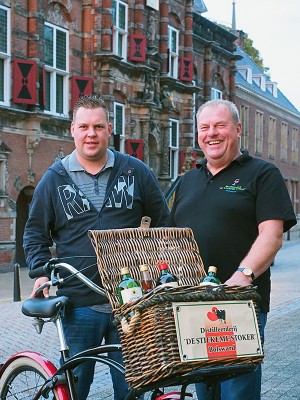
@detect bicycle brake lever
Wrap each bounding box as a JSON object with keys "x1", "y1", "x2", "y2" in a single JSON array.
[
  {"x1": 34, "y1": 281, "x2": 51, "y2": 296},
  {"x1": 50, "y1": 269, "x2": 64, "y2": 287}
]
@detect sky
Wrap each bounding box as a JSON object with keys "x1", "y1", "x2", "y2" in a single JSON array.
[{"x1": 202, "y1": 0, "x2": 300, "y2": 111}]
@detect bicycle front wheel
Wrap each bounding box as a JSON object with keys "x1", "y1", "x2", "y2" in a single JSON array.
[{"x1": 0, "y1": 357, "x2": 60, "y2": 399}]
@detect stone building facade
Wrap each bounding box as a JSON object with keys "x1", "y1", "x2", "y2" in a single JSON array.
[{"x1": 0, "y1": 0, "x2": 298, "y2": 269}]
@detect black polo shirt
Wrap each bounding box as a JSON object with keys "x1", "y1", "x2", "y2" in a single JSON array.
[{"x1": 171, "y1": 151, "x2": 297, "y2": 312}]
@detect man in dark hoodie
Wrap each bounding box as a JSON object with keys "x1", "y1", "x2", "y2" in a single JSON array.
[{"x1": 23, "y1": 95, "x2": 170, "y2": 399}]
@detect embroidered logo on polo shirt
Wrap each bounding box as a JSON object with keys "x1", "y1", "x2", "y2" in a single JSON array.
[{"x1": 219, "y1": 178, "x2": 246, "y2": 193}]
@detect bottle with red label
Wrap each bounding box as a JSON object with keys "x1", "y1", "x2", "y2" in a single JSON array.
[
  {"x1": 156, "y1": 262, "x2": 178, "y2": 288},
  {"x1": 117, "y1": 267, "x2": 143, "y2": 305}
]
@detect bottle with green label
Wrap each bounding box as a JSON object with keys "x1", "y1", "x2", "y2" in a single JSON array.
[
  {"x1": 156, "y1": 262, "x2": 178, "y2": 288},
  {"x1": 117, "y1": 267, "x2": 143, "y2": 305},
  {"x1": 200, "y1": 266, "x2": 221, "y2": 286}
]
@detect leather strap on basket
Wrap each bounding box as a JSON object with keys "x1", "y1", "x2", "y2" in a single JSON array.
[
  {"x1": 140, "y1": 216, "x2": 151, "y2": 229},
  {"x1": 121, "y1": 311, "x2": 141, "y2": 335}
]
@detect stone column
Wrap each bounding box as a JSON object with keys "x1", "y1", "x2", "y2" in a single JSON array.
[
  {"x1": 159, "y1": 0, "x2": 169, "y2": 74},
  {"x1": 134, "y1": 0, "x2": 145, "y2": 34},
  {"x1": 82, "y1": 2, "x2": 93, "y2": 76},
  {"x1": 184, "y1": 1, "x2": 193, "y2": 58},
  {"x1": 204, "y1": 47, "x2": 212, "y2": 101},
  {"x1": 101, "y1": 0, "x2": 113, "y2": 52},
  {"x1": 28, "y1": 0, "x2": 39, "y2": 59},
  {"x1": 160, "y1": 120, "x2": 170, "y2": 177},
  {"x1": 140, "y1": 118, "x2": 150, "y2": 165}
]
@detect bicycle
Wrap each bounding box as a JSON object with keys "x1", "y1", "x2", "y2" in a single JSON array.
[{"x1": 0, "y1": 259, "x2": 259, "y2": 400}]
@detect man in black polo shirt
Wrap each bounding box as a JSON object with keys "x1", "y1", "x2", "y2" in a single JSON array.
[{"x1": 170, "y1": 99, "x2": 296, "y2": 400}]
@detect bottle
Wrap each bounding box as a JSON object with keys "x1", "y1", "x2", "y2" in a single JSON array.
[
  {"x1": 139, "y1": 264, "x2": 154, "y2": 294},
  {"x1": 156, "y1": 262, "x2": 178, "y2": 288},
  {"x1": 200, "y1": 266, "x2": 221, "y2": 286},
  {"x1": 117, "y1": 267, "x2": 143, "y2": 305}
]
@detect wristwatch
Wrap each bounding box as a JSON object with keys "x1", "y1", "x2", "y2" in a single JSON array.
[{"x1": 237, "y1": 267, "x2": 255, "y2": 281}]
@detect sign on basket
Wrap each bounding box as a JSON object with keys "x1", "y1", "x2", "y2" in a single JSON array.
[{"x1": 173, "y1": 300, "x2": 263, "y2": 362}]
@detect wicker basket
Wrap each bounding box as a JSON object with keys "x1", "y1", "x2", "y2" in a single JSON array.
[
  {"x1": 89, "y1": 221, "x2": 264, "y2": 389},
  {"x1": 89, "y1": 224, "x2": 206, "y2": 309}
]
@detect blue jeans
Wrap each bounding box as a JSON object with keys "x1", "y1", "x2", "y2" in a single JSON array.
[
  {"x1": 195, "y1": 311, "x2": 267, "y2": 400},
  {"x1": 62, "y1": 307, "x2": 129, "y2": 400}
]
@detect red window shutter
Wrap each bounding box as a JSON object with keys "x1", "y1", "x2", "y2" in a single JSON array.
[
  {"x1": 180, "y1": 57, "x2": 193, "y2": 82},
  {"x1": 71, "y1": 76, "x2": 93, "y2": 110},
  {"x1": 129, "y1": 35, "x2": 146, "y2": 62},
  {"x1": 125, "y1": 139, "x2": 143, "y2": 160},
  {"x1": 13, "y1": 59, "x2": 37, "y2": 104}
]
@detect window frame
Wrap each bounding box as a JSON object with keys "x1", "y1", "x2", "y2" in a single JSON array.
[
  {"x1": 169, "y1": 118, "x2": 179, "y2": 180},
  {"x1": 268, "y1": 116, "x2": 276, "y2": 159},
  {"x1": 255, "y1": 110, "x2": 264, "y2": 155},
  {"x1": 0, "y1": 158, "x2": 6, "y2": 196},
  {"x1": 239, "y1": 105, "x2": 249, "y2": 150},
  {"x1": 210, "y1": 88, "x2": 222, "y2": 100},
  {"x1": 280, "y1": 121, "x2": 288, "y2": 162},
  {"x1": 113, "y1": 0, "x2": 128, "y2": 60},
  {"x1": 0, "y1": 5, "x2": 11, "y2": 106},
  {"x1": 168, "y1": 25, "x2": 179, "y2": 79},
  {"x1": 44, "y1": 22, "x2": 69, "y2": 117},
  {"x1": 291, "y1": 127, "x2": 299, "y2": 165},
  {"x1": 114, "y1": 102, "x2": 125, "y2": 153}
]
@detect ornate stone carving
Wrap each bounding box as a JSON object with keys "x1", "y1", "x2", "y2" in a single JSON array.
[
  {"x1": 160, "y1": 85, "x2": 175, "y2": 109},
  {"x1": 26, "y1": 136, "x2": 41, "y2": 152},
  {"x1": 13, "y1": 176, "x2": 23, "y2": 193},
  {"x1": 147, "y1": 11, "x2": 157, "y2": 45},
  {"x1": 181, "y1": 147, "x2": 195, "y2": 173},
  {"x1": 48, "y1": 0, "x2": 72, "y2": 13},
  {"x1": 46, "y1": 3, "x2": 67, "y2": 28},
  {"x1": 27, "y1": 169, "x2": 35, "y2": 185},
  {"x1": 55, "y1": 147, "x2": 65, "y2": 162}
]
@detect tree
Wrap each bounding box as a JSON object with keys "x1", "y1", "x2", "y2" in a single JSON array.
[{"x1": 243, "y1": 33, "x2": 264, "y2": 71}]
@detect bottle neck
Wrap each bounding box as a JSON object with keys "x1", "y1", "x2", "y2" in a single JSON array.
[
  {"x1": 160, "y1": 268, "x2": 169, "y2": 275},
  {"x1": 121, "y1": 273, "x2": 131, "y2": 280}
]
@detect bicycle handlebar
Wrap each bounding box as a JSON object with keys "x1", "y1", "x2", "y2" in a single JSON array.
[
  {"x1": 28, "y1": 264, "x2": 50, "y2": 279},
  {"x1": 29, "y1": 259, "x2": 106, "y2": 296}
]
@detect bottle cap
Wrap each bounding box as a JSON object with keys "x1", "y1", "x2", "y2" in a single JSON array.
[
  {"x1": 158, "y1": 262, "x2": 169, "y2": 270},
  {"x1": 140, "y1": 264, "x2": 149, "y2": 272},
  {"x1": 120, "y1": 267, "x2": 130, "y2": 275},
  {"x1": 208, "y1": 266, "x2": 217, "y2": 273}
]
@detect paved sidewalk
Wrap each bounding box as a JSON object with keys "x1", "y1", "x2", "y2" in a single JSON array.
[{"x1": 0, "y1": 236, "x2": 300, "y2": 399}]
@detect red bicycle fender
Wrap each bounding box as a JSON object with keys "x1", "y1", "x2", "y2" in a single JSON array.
[{"x1": 0, "y1": 351, "x2": 70, "y2": 399}]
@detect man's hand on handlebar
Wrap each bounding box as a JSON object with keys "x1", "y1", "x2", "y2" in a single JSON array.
[{"x1": 30, "y1": 277, "x2": 50, "y2": 298}]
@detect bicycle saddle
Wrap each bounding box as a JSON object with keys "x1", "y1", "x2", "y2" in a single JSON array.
[{"x1": 21, "y1": 296, "x2": 70, "y2": 318}]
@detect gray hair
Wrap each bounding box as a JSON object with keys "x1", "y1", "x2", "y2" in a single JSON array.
[
  {"x1": 73, "y1": 94, "x2": 109, "y2": 122},
  {"x1": 196, "y1": 99, "x2": 240, "y2": 124}
]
